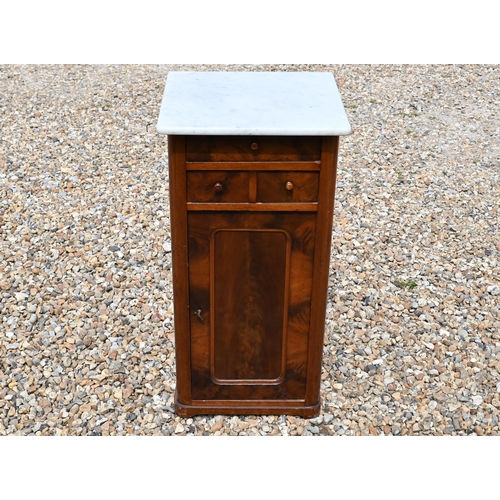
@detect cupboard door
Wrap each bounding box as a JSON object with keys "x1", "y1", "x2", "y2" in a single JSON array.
[{"x1": 188, "y1": 211, "x2": 316, "y2": 402}]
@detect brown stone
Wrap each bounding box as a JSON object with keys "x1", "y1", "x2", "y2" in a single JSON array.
[{"x1": 211, "y1": 420, "x2": 223, "y2": 432}]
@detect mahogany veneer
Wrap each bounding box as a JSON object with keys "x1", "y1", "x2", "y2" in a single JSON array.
[{"x1": 167, "y1": 135, "x2": 340, "y2": 417}]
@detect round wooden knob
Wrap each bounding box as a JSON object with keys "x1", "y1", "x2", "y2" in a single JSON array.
[
  {"x1": 214, "y1": 182, "x2": 223, "y2": 192},
  {"x1": 286, "y1": 181, "x2": 294, "y2": 191},
  {"x1": 250, "y1": 142, "x2": 259, "y2": 150}
]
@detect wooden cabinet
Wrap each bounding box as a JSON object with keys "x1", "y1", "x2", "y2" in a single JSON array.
[
  {"x1": 167, "y1": 135, "x2": 340, "y2": 417},
  {"x1": 157, "y1": 72, "x2": 351, "y2": 417}
]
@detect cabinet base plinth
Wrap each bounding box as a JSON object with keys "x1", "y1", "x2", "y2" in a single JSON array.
[{"x1": 175, "y1": 394, "x2": 321, "y2": 418}]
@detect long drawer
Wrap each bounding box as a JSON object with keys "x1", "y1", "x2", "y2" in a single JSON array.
[{"x1": 185, "y1": 136, "x2": 322, "y2": 162}]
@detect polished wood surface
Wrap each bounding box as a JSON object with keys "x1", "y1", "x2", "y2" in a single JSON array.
[
  {"x1": 185, "y1": 161, "x2": 321, "y2": 171},
  {"x1": 167, "y1": 135, "x2": 340, "y2": 417},
  {"x1": 187, "y1": 170, "x2": 319, "y2": 204},
  {"x1": 188, "y1": 212, "x2": 315, "y2": 401},
  {"x1": 186, "y1": 202, "x2": 318, "y2": 212},
  {"x1": 212, "y1": 229, "x2": 288, "y2": 383},
  {"x1": 186, "y1": 136, "x2": 321, "y2": 162},
  {"x1": 167, "y1": 136, "x2": 192, "y2": 406},
  {"x1": 306, "y1": 136, "x2": 339, "y2": 406},
  {"x1": 256, "y1": 171, "x2": 319, "y2": 203},
  {"x1": 187, "y1": 171, "x2": 249, "y2": 202}
]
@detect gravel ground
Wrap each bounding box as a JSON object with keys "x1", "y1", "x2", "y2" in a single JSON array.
[{"x1": 1, "y1": 64, "x2": 499, "y2": 436}]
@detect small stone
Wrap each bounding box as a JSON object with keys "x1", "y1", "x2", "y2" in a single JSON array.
[
  {"x1": 211, "y1": 419, "x2": 223, "y2": 432},
  {"x1": 323, "y1": 414, "x2": 334, "y2": 424},
  {"x1": 309, "y1": 416, "x2": 323, "y2": 425},
  {"x1": 364, "y1": 364, "x2": 377, "y2": 374},
  {"x1": 305, "y1": 426, "x2": 320, "y2": 434},
  {"x1": 471, "y1": 395, "x2": 483, "y2": 406}
]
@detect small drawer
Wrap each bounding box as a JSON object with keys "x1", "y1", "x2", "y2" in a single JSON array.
[
  {"x1": 187, "y1": 171, "x2": 249, "y2": 202},
  {"x1": 257, "y1": 172, "x2": 319, "y2": 203},
  {"x1": 186, "y1": 136, "x2": 321, "y2": 162}
]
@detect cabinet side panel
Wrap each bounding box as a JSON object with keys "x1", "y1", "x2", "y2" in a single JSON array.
[
  {"x1": 305, "y1": 136, "x2": 339, "y2": 406},
  {"x1": 212, "y1": 230, "x2": 289, "y2": 383},
  {"x1": 167, "y1": 136, "x2": 192, "y2": 406}
]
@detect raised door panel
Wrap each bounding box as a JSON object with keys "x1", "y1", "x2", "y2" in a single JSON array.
[
  {"x1": 212, "y1": 229, "x2": 289, "y2": 383},
  {"x1": 188, "y1": 212, "x2": 316, "y2": 402}
]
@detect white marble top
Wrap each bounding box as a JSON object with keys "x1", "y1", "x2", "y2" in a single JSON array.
[{"x1": 157, "y1": 72, "x2": 351, "y2": 136}]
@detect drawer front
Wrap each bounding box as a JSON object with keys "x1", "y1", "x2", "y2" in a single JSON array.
[
  {"x1": 187, "y1": 171, "x2": 249, "y2": 202},
  {"x1": 257, "y1": 172, "x2": 319, "y2": 203},
  {"x1": 186, "y1": 136, "x2": 321, "y2": 162}
]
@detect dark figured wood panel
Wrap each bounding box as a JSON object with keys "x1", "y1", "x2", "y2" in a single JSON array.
[
  {"x1": 186, "y1": 136, "x2": 321, "y2": 162},
  {"x1": 167, "y1": 136, "x2": 192, "y2": 406},
  {"x1": 188, "y1": 212, "x2": 316, "y2": 402},
  {"x1": 212, "y1": 229, "x2": 289, "y2": 383},
  {"x1": 168, "y1": 133, "x2": 340, "y2": 417},
  {"x1": 305, "y1": 136, "x2": 339, "y2": 407},
  {"x1": 187, "y1": 171, "x2": 249, "y2": 202},
  {"x1": 257, "y1": 172, "x2": 319, "y2": 203}
]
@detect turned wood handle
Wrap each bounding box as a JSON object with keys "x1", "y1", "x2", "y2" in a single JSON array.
[
  {"x1": 214, "y1": 182, "x2": 223, "y2": 192},
  {"x1": 250, "y1": 142, "x2": 259, "y2": 150},
  {"x1": 286, "y1": 181, "x2": 294, "y2": 191}
]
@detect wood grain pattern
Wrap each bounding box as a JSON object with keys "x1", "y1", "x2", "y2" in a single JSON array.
[
  {"x1": 167, "y1": 136, "x2": 192, "y2": 407},
  {"x1": 168, "y1": 134, "x2": 340, "y2": 417},
  {"x1": 186, "y1": 202, "x2": 318, "y2": 212},
  {"x1": 175, "y1": 400, "x2": 320, "y2": 417},
  {"x1": 211, "y1": 229, "x2": 289, "y2": 383},
  {"x1": 186, "y1": 161, "x2": 321, "y2": 171},
  {"x1": 186, "y1": 136, "x2": 321, "y2": 162},
  {"x1": 249, "y1": 171, "x2": 257, "y2": 202},
  {"x1": 187, "y1": 171, "x2": 249, "y2": 202},
  {"x1": 305, "y1": 136, "x2": 339, "y2": 407},
  {"x1": 257, "y1": 171, "x2": 319, "y2": 203},
  {"x1": 188, "y1": 212, "x2": 316, "y2": 402}
]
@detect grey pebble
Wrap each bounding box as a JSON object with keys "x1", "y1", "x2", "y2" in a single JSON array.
[
  {"x1": 305, "y1": 426, "x2": 320, "y2": 435},
  {"x1": 309, "y1": 416, "x2": 323, "y2": 425}
]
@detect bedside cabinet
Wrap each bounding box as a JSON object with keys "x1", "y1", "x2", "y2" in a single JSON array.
[{"x1": 157, "y1": 72, "x2": 351, "y2": 417}]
